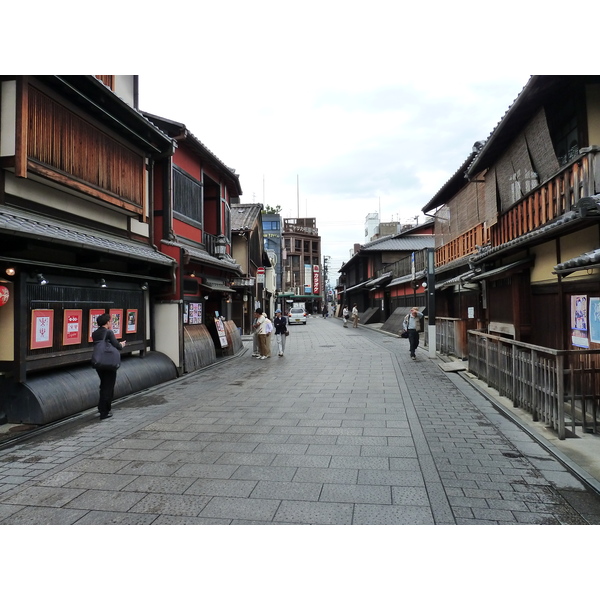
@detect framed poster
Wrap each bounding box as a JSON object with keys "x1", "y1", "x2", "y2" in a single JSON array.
[
  {"x1": 188, "y1": 302, "x2": 202, "y2": 325},
  {"x1": 89, "y1": 309, "x2": 106, "y2": 342},
  {"x1": 109, "y1": 309, "x2": 123, "y2": 338},
  {"x1": 590, "y1": 298, "x2": 600, "y2": 344},
  {"x1": 31, "y1": 309, "x2": 54, "y2": 349},
  {"x1": 126, "y1": 309, "x2": 138, "y2": 334},
  {"x1": 63, "y1": 309, "x2": 83, "y2": 345},
  {"x1": 214, "y1": 316, "x2": 228, "y2": 348},
  {"x1": 571, "y1": 295, "x2": 589, "y2": 348}
]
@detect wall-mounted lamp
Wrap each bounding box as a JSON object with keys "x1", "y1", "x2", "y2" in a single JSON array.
[
  {"x1": 5, "y1": 267, "x2": 16, "y2": 277},
  {"x1": 97, "y1": 278, "x2": 107, "y2": 288},
  {"x1": 204, "y1": 295, "x2": 209, "y2": 300},
  {"x1": 421, "y1": 282, "x2": 428, "y2": 289},
  {"x1": 36, "y1": 273, "x2": 48, "y2": 285},
  {"x1": 140, "y1": 282, "x2": 149, "y2": 291},
  {"x1": 215, "y1": 235, "x2": 228, "y2": 257}
]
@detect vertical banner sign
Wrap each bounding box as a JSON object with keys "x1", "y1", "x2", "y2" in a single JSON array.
[
  {"x1": 89, "y1": 309, "x2": 105, "y2": 341},
  {"x1": 571, "y1": 295, "x2": 589, "y2": 348},
  {"x1": 63, "y1": 309, "x2": 82, "y2": 345},
  {"x1": 110, "y1": 309, "x2": 124, "y2": 339},
  {"x1": 313, "y1": 265, "x2": 320, "y2": 295},
  {"x1": 304, "y1": 264, "x2": 312, "y2": 294},
  {"x1": 31, "y1": 309, "x2": 54, "y2": 349},
  {"x1": 214, "y1": 316, "x2": 229, "y2": 348}
]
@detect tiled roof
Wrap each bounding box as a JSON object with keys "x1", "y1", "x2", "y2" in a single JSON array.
[
  {"x1": 231, "y1": 203, "x2": 263, "y2": 231},
  {"x1": 362, "y1": 235, "x2": 435, "y2": 252},
  {"x1": 0, "y1": 204, "x2": 174, "y2": 265}
]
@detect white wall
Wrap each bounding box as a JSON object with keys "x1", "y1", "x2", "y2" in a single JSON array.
[{"x1": 154, "y1": 302, "x2": 182, "y2": 369}]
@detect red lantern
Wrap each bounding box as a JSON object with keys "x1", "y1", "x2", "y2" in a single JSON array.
[{"x1": 0, "y1": 285, "x2": 9, "y2": 306}]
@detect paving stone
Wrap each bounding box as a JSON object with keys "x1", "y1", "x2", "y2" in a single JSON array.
[
  {"x1": 320, "y1": 483, "x2": 391, "y2": 504},
  {"x1": 250, "y1": 481, "x2": 322, "y2": 501},
  {"x1": 199, "y1": 497, "x2": 280, "y2": 521},
  {"x1": 63, "y1": 489, "x2": 146, "y2": 512},
  {"x1": 0, "y1": 505, "x2": 89, "y2": 525},
  {"x1": 352, "y1": 504, "x2": 435, "y2": 525},
  {"x1": 273, "y1": 500, "x2": 353, "y2": 524},
  {"x1": 129, "y1": 493, "x2": 210, "y2": 517},
  {"x1": 231, "y1": 465, "x2": 297, "y2": 482},
  {"x1": 184, "y1": 478, "x2": 258, "y2": 498}
]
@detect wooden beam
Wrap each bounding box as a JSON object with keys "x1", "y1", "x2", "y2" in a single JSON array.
[{"x1": 15, "y1": 77, "x2": 28, "y2": 178}]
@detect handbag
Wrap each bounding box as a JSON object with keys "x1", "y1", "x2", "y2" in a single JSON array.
[
  {"x1": 91, "y1": 328, "x2": 121, "y2": 370},
  {"x1": 285, "y1": 331, "x2": 289, "y2": 337},
  {"x1": 400, "y1": 330, "x2": 409, "y2": 338}
]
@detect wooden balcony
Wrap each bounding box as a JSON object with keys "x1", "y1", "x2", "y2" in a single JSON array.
[
  {"x1": 23, "y1": 83, "x2": 146, "y2": 213},
  {"x1": 434, "y1": 151, "x2": 598, "y2": 267}
]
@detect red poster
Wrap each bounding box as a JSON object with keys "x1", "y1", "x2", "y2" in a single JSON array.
[
  {"x1": 126, "y1": 309, "x2": 138, "y2": 334},
  {"x1": 110, "y1": 309, "x2": 124, "y2": 338},
  {"x1": 31, "y1": 309, "x2": 54, "y2": 349},
  {"x1": 89, "y1": 309, "x2": 105, "y2": 342},
  {"x1": 63, "y1": 309, "x2": 82, "y2": 345}
]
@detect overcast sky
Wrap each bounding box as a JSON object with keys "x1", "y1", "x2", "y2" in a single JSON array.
[{"x1": 7, "y1": 1, "x2": 586, "y2": 281}]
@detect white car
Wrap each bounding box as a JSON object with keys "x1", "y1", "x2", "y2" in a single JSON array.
[{"x1": 288, "y1": 307, "x2": 307, "y2": 325}]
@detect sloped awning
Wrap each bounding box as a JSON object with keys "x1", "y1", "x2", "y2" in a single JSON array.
[
  {"x1": 471, "y1": 257, "x2": 534, "y2": 281},
  {"x1": 200, "y1": 282, "x2": 233, "y2": 293},
  {"x1": 345, "y1": 280, "x2": 372, "y2": 293},
  {"x1": 366, "y1": 272, "x2": 393, "y2": 288},
  {"x1": 435, "y1": 270, "x2": 477, "y2": 290},
  {"x1": 0, "y1": 204, "x2": 174, "y2": 267},
  {"x1": 554, "y1": 247, "x2": 600, "y2": 276},
  {"x1": 164, "y1": 240, "x2": 242, "y2": 275},
  {"x1": 387, "y1": 269, "x2": 427, "y2": 288}
]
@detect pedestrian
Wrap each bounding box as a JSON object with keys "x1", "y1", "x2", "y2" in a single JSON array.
[
  {"x1": 264, "y1": 314, "x2": 273, "y2": 358},
  {"x1": 402, "y1": 306, "x2": 423, "y2": 360},
  {"x1": 251, "y1": 313, "x2": 260, "y2": 357},
  {"x1": 253, "y1": 308, "x2": 269, "y2": 359},
  {"x1": 342, "y1": 305, "x2": 349, "y2": 327},
  {"x1": 322, "y1": 305, "x2": 328, "y2": 318},
  {"x1": 351, "y1": 304, "x2": 359, "y2": 328},
  {"x1": 273, "y1": 308, "x2": 288, "y2": 356},
  {"x1": 92, "y1": 312, "x2": 126, "y2": 420}
]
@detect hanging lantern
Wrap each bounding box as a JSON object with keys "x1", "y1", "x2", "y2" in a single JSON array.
[{"x1": 0, "y1": 285, "x2": 9, "y2": 306}]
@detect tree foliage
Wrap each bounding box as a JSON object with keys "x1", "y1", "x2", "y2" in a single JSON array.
[{"x1": 262, "y1": 204, "x2": 282, "y2": 214}]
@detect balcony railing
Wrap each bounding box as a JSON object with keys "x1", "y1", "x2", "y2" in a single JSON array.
[
  {"x1": 434, "y1": 150, "x2": 599, "y2": 267},
  {"x1": 376, "y1": 249, "x2": 428, "y2": 279},
  {"x1": 203, "y1": 232, "x2": 216, "y2": 255},
  {"x1": 467, "y1": 330, "x2": 600, "y2": 440}
]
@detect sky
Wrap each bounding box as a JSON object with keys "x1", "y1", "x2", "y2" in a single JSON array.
[{"x1": 5, "y1": 1, "x2": 586, "y2": 285}]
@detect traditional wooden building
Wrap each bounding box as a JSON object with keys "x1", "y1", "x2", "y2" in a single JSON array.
[
  {"x1": 0, "y1": 76, "x2": 178, "y2": 424},
  {"x1": 142, "y1": 113, "x2": 244, "y2": 372}
]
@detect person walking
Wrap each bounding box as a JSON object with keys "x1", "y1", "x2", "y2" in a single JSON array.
[
  {"x1": 253, "y1": 308, "x2": 269, "y2": 359},
  {"x1": 273, "y1": 308, "x2": 288, "y2": 356},
  {"x1": 351, "y1": 304, "x2": 359, "y2": 328},
  {"x1": 322, "y1": 305, "x2": 328, "y2": 319},
  {"x1": 342, "y1": 305, "x2": 349, "y2": 327},
  {"x1": 402, "y1": 306, "x2": 423, "y2": 360},
  {"x1": 92, "y1": 312, "x2": 126, "y2": 420}
]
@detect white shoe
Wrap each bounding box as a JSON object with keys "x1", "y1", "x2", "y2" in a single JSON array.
[
  {"x1": 260, "y1": 356, "x2": 267, "y2": 360},
  {"x1": 278, "y1": 352, "x2": 283, "y2": 356}
]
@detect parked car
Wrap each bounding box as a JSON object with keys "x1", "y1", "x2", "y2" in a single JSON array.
[{"x1": 288, "y1": 307, "x2": 307, "y2": 325}]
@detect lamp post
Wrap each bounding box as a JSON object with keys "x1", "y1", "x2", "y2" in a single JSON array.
[{"x1": 427, "y1": 248, "x2": 436, "y2": 359}]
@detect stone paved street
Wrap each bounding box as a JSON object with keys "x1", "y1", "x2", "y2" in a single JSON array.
[{"x1": 1, "y1": 317, "x2": 600, "y2": 525}]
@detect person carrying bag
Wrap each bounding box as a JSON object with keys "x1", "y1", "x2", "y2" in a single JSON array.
[{"x1": 91, "y1": 313, "x2": 126, "y2": 419}]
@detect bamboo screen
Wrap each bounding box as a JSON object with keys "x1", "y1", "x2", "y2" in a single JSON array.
[
  {"x1": 434, "y1": 181, "x2": 485, "y2": 247},
  {"x1": 27, "y1": 85, "x2": 145, "y2": 208},
  {"x1": 491, "y1": 108, "x2": 559, "y2": 213}
]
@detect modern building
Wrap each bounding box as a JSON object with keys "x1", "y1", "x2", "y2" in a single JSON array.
[{"x1": 281, "y1": 217, "x2": 322, "y2": 313}]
